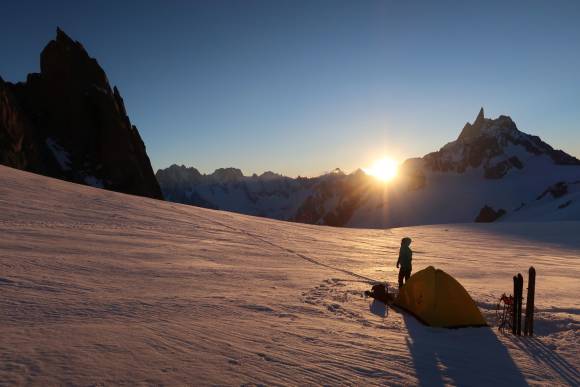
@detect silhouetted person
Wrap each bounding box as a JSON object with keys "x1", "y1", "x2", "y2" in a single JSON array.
[{"x1": 396, "y1": 237, "x2": 413, "y2": 288}]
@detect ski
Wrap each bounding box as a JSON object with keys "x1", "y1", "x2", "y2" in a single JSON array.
[
  {"x1": 524, "y1": 266, "x2": 536, "y2": 336},
  {"x1": 512, "y1": 275, "x2": 518, "y2": 335},
  {"x1": 512, "y1": 273, "x2": 523, "y2": 336},
  {"x1": 516, "y1": 273, "x2": 524, "y2": 336}
]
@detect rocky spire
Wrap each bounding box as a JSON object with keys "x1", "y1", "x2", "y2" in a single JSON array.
[
  {"x1": 0, "y1": 28, "x2": 163, "y2": 199},
  {"x1": 40, "y1": 27, "x2": 110, "y2": 92},
  {"x1": 55, "y1": 26, "x2": 74, "y2": 44},
  {"x1": 458, "y1": 107, "x2": 486, "y2": 141},
  {"x1": 474, "y1": 107, "x2": 485, "y2": 126}
]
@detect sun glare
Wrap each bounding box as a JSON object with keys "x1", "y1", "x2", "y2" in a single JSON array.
[{"x1": 364, "y1": 157, "x2": 399, "y2": 182}]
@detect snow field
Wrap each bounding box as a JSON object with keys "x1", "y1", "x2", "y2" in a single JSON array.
[{"x1": 0, "y1": 166, "x2": 578, "y2": 386}]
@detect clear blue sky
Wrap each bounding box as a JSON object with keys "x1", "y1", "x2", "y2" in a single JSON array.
[{"x1": 1, "y1": 1, "x2": 579, "y2": 176}]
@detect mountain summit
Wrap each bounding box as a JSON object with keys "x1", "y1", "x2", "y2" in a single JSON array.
[
  {"x1": 423, "y1": 108, "x2": 579, "y2": 179},
  {"x1": 0, "y1": 28, "x2": 162, "y2": 199},
  {"x1": 457, "y1": 107, "x2": 486, "y2": 141}
]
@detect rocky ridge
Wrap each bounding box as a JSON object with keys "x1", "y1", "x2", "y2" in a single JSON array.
[
  {"x1": 421, "y1": 108, "x2": 579, "y2": 179},
  {"x1": 0, "y1": 28, "x2": 162, "y2": 199}
]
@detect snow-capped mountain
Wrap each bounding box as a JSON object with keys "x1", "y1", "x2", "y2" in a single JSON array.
[
  {"x1": 421, "y1": 108, "x2": 579, "y2": 178},
  {"x1": 157, "y1": 109, "x2": 580, "y2": 227},
  {"x1": 349, "y1": 108, "x2": 580, "y2": 227}
]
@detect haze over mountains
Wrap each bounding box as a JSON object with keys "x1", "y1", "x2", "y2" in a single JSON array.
[{"x1": 158, "y1": 109, "x2": 580, "y2": 227}]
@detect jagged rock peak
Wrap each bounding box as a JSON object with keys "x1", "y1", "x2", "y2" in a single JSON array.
[
  {"x1": 0, "y1": 28, "x2": 163, "y2": 199},
  {"x1": 424, "y1": 109, "x2": 580, "y2": 175},
  {"x1": 457, "y1": 107, "x2": 519, "y2": 142},
  {"x1": 40, "y1": 27, "x2": 110, "y2": 91},
  {"x1": 163, "y1": 164, "x2": 202, "y2": 174},
  {"x1": 259, "y1": 171, "x2": 284, "y2": 180},
  {"x1": 211, "y1": 167, "x2": 244, "y2": 182},
  {"x1": 56, "y1": 27, "x2": 75, "y2": 44},
  {"x1": 458, "y1": 107, "x2": 486, "y2": 141},
  {"x1": 51, "y1": 27, "x2": 90, "y2": 56},
  {"x1": 474, "y1": 107, "x2": 485, "y2": 125},
  {"x1": 155, "y1": 164, "x2": 202, "y2": 184},
  {"x1": 44, "y1": 27, "x2": 86, "y2": 61}
]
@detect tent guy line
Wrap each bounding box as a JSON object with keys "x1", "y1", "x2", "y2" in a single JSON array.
[{"x1": 193, "y1": 212, "x2": 382, "y2": 285}]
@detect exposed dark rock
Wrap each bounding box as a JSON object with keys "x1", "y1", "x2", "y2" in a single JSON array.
[
  {"x1": 294, "y1": 170, "x2": 373, "y2": 226},
  {"x1": 548, "y1": 149, "x2": 580, "y2": 165},
  {"x1": 0, "y1": 28, "x2": 162, "y2": 199},
  {"x1": 558, "y1": 200, "x2": 572, "y2": 209},
  {"x1": 484, "y1": 156, "x2": 524, "y2": 179},
  {"x1": 537, "y1": 182, "x2": 568, "y2": 200},
  {"x1": 292, "y1": 195, "x2": 324, "y2": 224},
  {"x1": 0, "y1": 78, "x2": 45, "y2": 172},
  {"x1": 458, "y1": 107, "x2": 486, "y2": 141},
  {"x1": 155, "y1": 164, "x2": 202, "y2": 202},
  {"x1": 211, "y1": 167, "x2": 244, "y2": 182},
  {"x1": 258, "y1": 171, "x2": 284, "y2": 181},
  {"x1": 475, "y1": 205, "x2": 506, "y2": 222},
  {"x1": 508, "y1": 156, "x2": 524, "y2": 169}
]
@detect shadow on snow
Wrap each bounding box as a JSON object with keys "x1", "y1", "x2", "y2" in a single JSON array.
[
  {"x1": 512, "y1": 337, "x2": 579, "y2": 385},
  {"x1": 403, "y1": 313, "x2": 527, "y2": 386},
  {"x1": 369, "y1": 299, "x2": 387, "y2": 318}
]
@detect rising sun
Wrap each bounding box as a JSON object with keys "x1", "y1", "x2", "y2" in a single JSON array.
[{"x1": 364, "y1": 157, "x2": 399, "y2": 182}]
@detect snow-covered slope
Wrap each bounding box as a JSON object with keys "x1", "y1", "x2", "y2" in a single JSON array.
[
  {"x1": 157, "y1": 109, "x2": 580, "y2": 228},
  {"x1": 1, "y1": 165, "x2": 578, "y2": 385},
  {"x1": 502, "y1": 180, "x2": 580, "y2": 222}
]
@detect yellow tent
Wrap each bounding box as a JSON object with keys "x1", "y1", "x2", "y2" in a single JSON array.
[{"x1": 394, "y1": 266, "x2": 487, "y2": 328}]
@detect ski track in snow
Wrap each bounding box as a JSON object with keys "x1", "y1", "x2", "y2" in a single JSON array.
[{"x1": 0, "y1": 165, "x2": 578, "y2": 386}]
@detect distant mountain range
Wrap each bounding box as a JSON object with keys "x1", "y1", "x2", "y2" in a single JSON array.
[
  {"x1": 0, "y1": 28, "x2": 161, "y2": 199},
  {"x1": 157, "y1": 109, "x2": 580, "y2": 227}
]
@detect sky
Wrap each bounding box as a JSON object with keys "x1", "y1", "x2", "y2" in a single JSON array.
[{"x1": 1, "y1": 1, "x2": 579, "y2": 177}]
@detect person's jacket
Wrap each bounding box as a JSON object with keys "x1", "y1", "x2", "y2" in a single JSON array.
[{"x1": 397, "y1": 245, "x2": 412, "y2": 270}]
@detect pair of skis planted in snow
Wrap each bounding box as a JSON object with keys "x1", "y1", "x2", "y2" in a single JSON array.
[{"x1": 512, "y1": 266, "x2": 536, "y2": 336}]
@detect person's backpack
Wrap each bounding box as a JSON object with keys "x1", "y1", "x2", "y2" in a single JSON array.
[
  {"x1": 365, "y1": 283, "x2": 391, "y2": 303},
  {"x1": 371, "y1": 283, "x2": 388, "y2": 300},
  {"x1": 365, "y1": 284, "x2": 394, "y2": 304}
]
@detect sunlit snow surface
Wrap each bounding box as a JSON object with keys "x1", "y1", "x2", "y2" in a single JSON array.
[{"x1": 0, "y1": 166, "x2": 578, "y2": 386}]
